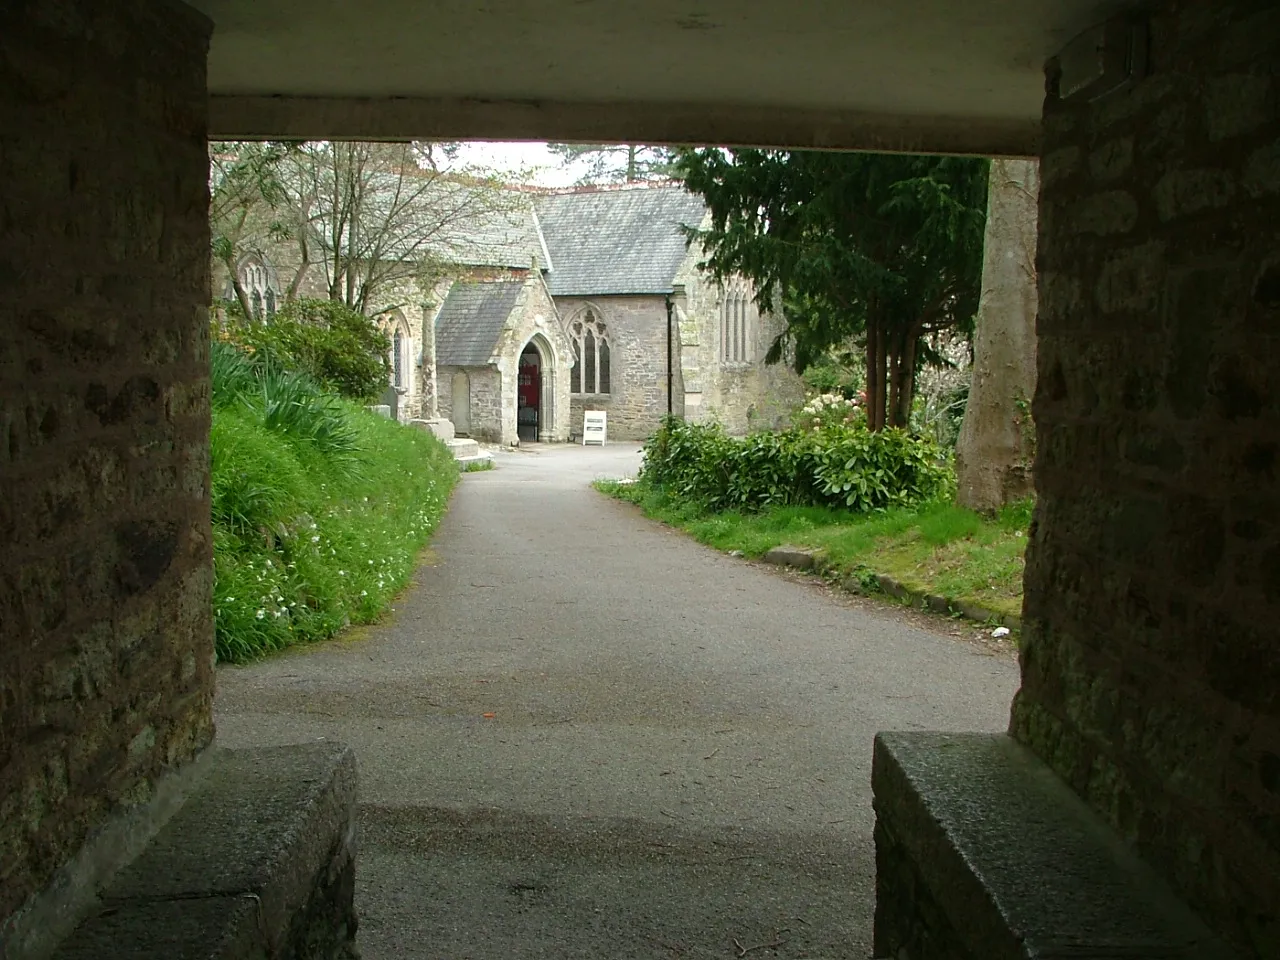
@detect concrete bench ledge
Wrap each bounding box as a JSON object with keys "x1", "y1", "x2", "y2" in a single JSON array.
[
  {"x1": 871, "y1": 732, "x2": 1237, "y2": 960},
  {"x1": 52, "y1": 743, "x2": 358, "y2": 960}
]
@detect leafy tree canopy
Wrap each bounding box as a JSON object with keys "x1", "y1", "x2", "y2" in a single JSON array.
[
  {"x1": 210, "y1": 141, "x2": 519, "y2": 317},
  {"x1": 675, "y1": 149, "x2": 988, "y2": 429},
  {"x1": 547, "y1": 143, "x2": 678, "y2": 184}
]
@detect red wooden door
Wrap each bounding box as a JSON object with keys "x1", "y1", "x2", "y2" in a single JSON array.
[{"x1": 518, "y1": 354, "x2": 540, "y2": 438}]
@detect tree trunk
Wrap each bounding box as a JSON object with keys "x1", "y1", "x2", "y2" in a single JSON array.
[
  {"x1": 955, "y1": 158, "x2": 1040, "y2": 513},
  {"x1": 874, "y1": 319, "x2": 888, "y2": 431},
  {"x1": 887, "y1": 330, "x2": 900, "y2": 430},
  {"x1": 890, "y1": 331, "x2": 918, "y2": 428},
  {"x1": 865, "y1": 317, "x2": 886, "y2": 431},
  {"x1": 223, "y1": 256, "x2": 253, "y2": 319}
]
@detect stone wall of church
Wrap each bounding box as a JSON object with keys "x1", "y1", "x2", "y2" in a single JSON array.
[
  {"x1": 437, "y1": 366, "x2": 503, "y2": 443},
  {"x1": 673, "y1": 248, "x2": 804, "y2": 435},
  {"x1": 1011, "y1": 1, "x2": 1280, "y2": 954},
  {"x1": 558, "y1": 295, "x2": 678, "y2": 441},
  {"x1": 0, "y1": 0, "x2": 215, "y2": 937}
]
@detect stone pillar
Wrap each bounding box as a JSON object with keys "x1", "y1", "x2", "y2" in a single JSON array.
[
  {"x1": 422, "y1": 302, "x2": 440, "y2": 419},
  {"x1": 0, "y1": 0, "x2": 215, "y2": 945},
  {"x1": 1012, "y1": 0, "x2": 1280, "y2": 954}
]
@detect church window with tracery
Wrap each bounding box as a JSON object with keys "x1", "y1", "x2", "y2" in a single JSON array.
[
  {"x1": 720, "y1": 283, "x2": 754, "y2": 364},
  {"x1": 570, "y1": 309, "x2": 611, "y2": 395},
  {"x1": 237, "y1": 257, "x2": 281, "y2": 319}
]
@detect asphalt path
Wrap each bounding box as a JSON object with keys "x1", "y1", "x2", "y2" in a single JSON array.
[{"x1": 215, "y1": 443, "x2": 1019, "y2": 959}]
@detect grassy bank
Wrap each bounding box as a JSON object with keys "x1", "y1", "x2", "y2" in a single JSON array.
[
  {"x1": 211, "y1": 345, "x2": 457, "y2": 662},
  {"x1": 598, "y1": 478, "x2": 1029, "y2": 622}
]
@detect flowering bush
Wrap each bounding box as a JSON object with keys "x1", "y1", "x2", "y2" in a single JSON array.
[{"x1": 793, "y1": 392, "x2": 866, "y2": 432}]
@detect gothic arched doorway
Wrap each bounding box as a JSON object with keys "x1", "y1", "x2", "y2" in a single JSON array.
[{"x1": 517, "y1": 343, "x2": 542, "y2": 443}]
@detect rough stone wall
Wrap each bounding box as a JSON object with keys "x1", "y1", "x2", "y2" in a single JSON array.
[
  {"x1": 447, "y1": 366, "x2": 503, "y2": 443},
  {"x1": 0, "y1": 0, "x2": 214, "y2": 930},
  {"x1": 436, "y1": 366, "x2": 457, "y2": 424},
  {"x1": 558, "y1": 295, "x2": 676, "y2": 441},
  {"x1": 1011, "y1": 1, "x2": 1280, "y2": 954},
  {"x1": 377, "y1": 273, "x2": 430, "y2": 422},
  {"x1": 673, "y1": 245, "x2": 803, "y2": 435}
]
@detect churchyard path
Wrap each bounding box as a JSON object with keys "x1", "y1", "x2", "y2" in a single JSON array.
[{"x1": 215, "y1": 443, "x2": 1018, "y2": 959}]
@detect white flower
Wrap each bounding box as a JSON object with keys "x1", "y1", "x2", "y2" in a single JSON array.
[
  {"x1": 256, "y1": 609, "x2": 265, "y2": 620},
  {"x1": 312, "y1": 535, "x2": 320, "y2": 543},
  {"x1": 226, "y1": 596, "x2": 235, "y2": 602},
  {"x1": 338, "y1": 570, "x2": 346, "y2": 576},
  {"x1": 360, "y1": 590, "x2": 368, "y2": 597}
]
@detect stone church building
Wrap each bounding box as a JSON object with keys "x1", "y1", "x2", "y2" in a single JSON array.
[{"x1": 223, "y1": 182, "x2": 803, "y2": 444}]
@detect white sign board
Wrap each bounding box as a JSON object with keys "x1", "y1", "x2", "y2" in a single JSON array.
[{"x1": 582, "y1": 410, "x2": 607, "y2": 446}]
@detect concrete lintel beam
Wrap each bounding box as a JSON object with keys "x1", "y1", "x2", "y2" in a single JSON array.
[{"x1": 209, "y1": 95, "x2": 1041, "y2": 158}]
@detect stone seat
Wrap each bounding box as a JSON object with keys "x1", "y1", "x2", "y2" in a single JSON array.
[
  {"x1": 871, "y1": 732, "x2": 1238, "y2": 960},
  {"x1": 51, "y1": 743, "x2": 358, "y2": 960}
]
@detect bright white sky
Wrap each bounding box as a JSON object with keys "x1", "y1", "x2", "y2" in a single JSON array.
[{"x1": 446, "y1": 141, "x2": 585, "y2": 187}]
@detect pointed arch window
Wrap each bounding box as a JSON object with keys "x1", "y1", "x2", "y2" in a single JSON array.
[
  {"x1": 570, "y1": 309, "x2": 611, "y2": 395},
  {"x1": 236, "y1": 257, "x2": 281, "y2": 319},
  {"x1": 392, "y1": 331, "x2": 405, "y2": 388},
  {"x1": 720, "y1": 283, "x2": 755, "y2": 364}
]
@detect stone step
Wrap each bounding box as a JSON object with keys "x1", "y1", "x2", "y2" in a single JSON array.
[{"x1": 445, "y1": 438, "x2": 480, "y2": 460}]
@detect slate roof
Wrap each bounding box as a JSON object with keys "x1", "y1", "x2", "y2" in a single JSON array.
[
  {"x1": 313, "y1": 174, "x2": 546, "y2": 269},
  {"x1": 434, "y1": 280, "x2": 524, "y2": 366},
  {"x1": 535, "y1": 186, "x2": 707, "y2": 296}
]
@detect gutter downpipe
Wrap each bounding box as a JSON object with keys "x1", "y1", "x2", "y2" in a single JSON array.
[{"x1": 665, "y1": 294, "x2": 673, "y2": 417}]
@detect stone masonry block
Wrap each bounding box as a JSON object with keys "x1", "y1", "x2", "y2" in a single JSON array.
[
  {"x1": 872, "y1": 732, "x2": 1238, "y2": 960},
  {"x1": 762, "y1": 544, "x2": 823, "y2": 571},
  {"x1": 0, "y1": 0, "x2": 214, "y2": 929},
  {"x1": 53, "y1": 742, "x2": 359, "y2": 960},
  {"x1": 1020, "y1": 2, "x2": 1280, "y2": 952}
]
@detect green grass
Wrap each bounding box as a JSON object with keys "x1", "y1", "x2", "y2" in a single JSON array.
[
  {"x1": 211, "y1": 400, "x2": 458, "y2": 663},
  {"x1": 597, "y1": 478, "x2": 1030, "y2": 621}
]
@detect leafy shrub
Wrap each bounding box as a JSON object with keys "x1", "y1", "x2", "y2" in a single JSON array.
[
  {"x1": 252, "y1": 366, "x2": 361, "y2": 465},
  {"x1": 210, "y1": 407, "x2": 309, "y2": 537},
  {"x1": 221, "y1": 297, "x2": 391, "y2": 401},
  {"x1": 641, "y1": 419, "x2": 737, "y2": 507},
  {"x1": 211, "y1": 338, "x2": 257, "y2": 404},
  {"x1": 212, "y1": 340, "x2": 360, "y2": 473},
  {"x1": 808, "y1": 426, "x2": 952, "y2": 511},
  {"x1": 801, "y1": 352, "x2": 863, "y2": 398},
  {"x1": 641, "y1": 416, "x2": 950, "y2": 514}
]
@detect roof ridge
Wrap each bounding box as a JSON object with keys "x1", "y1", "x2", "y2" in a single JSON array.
[{"x1": 537, "y1": 180, "x2": 686, "y2": 196}]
